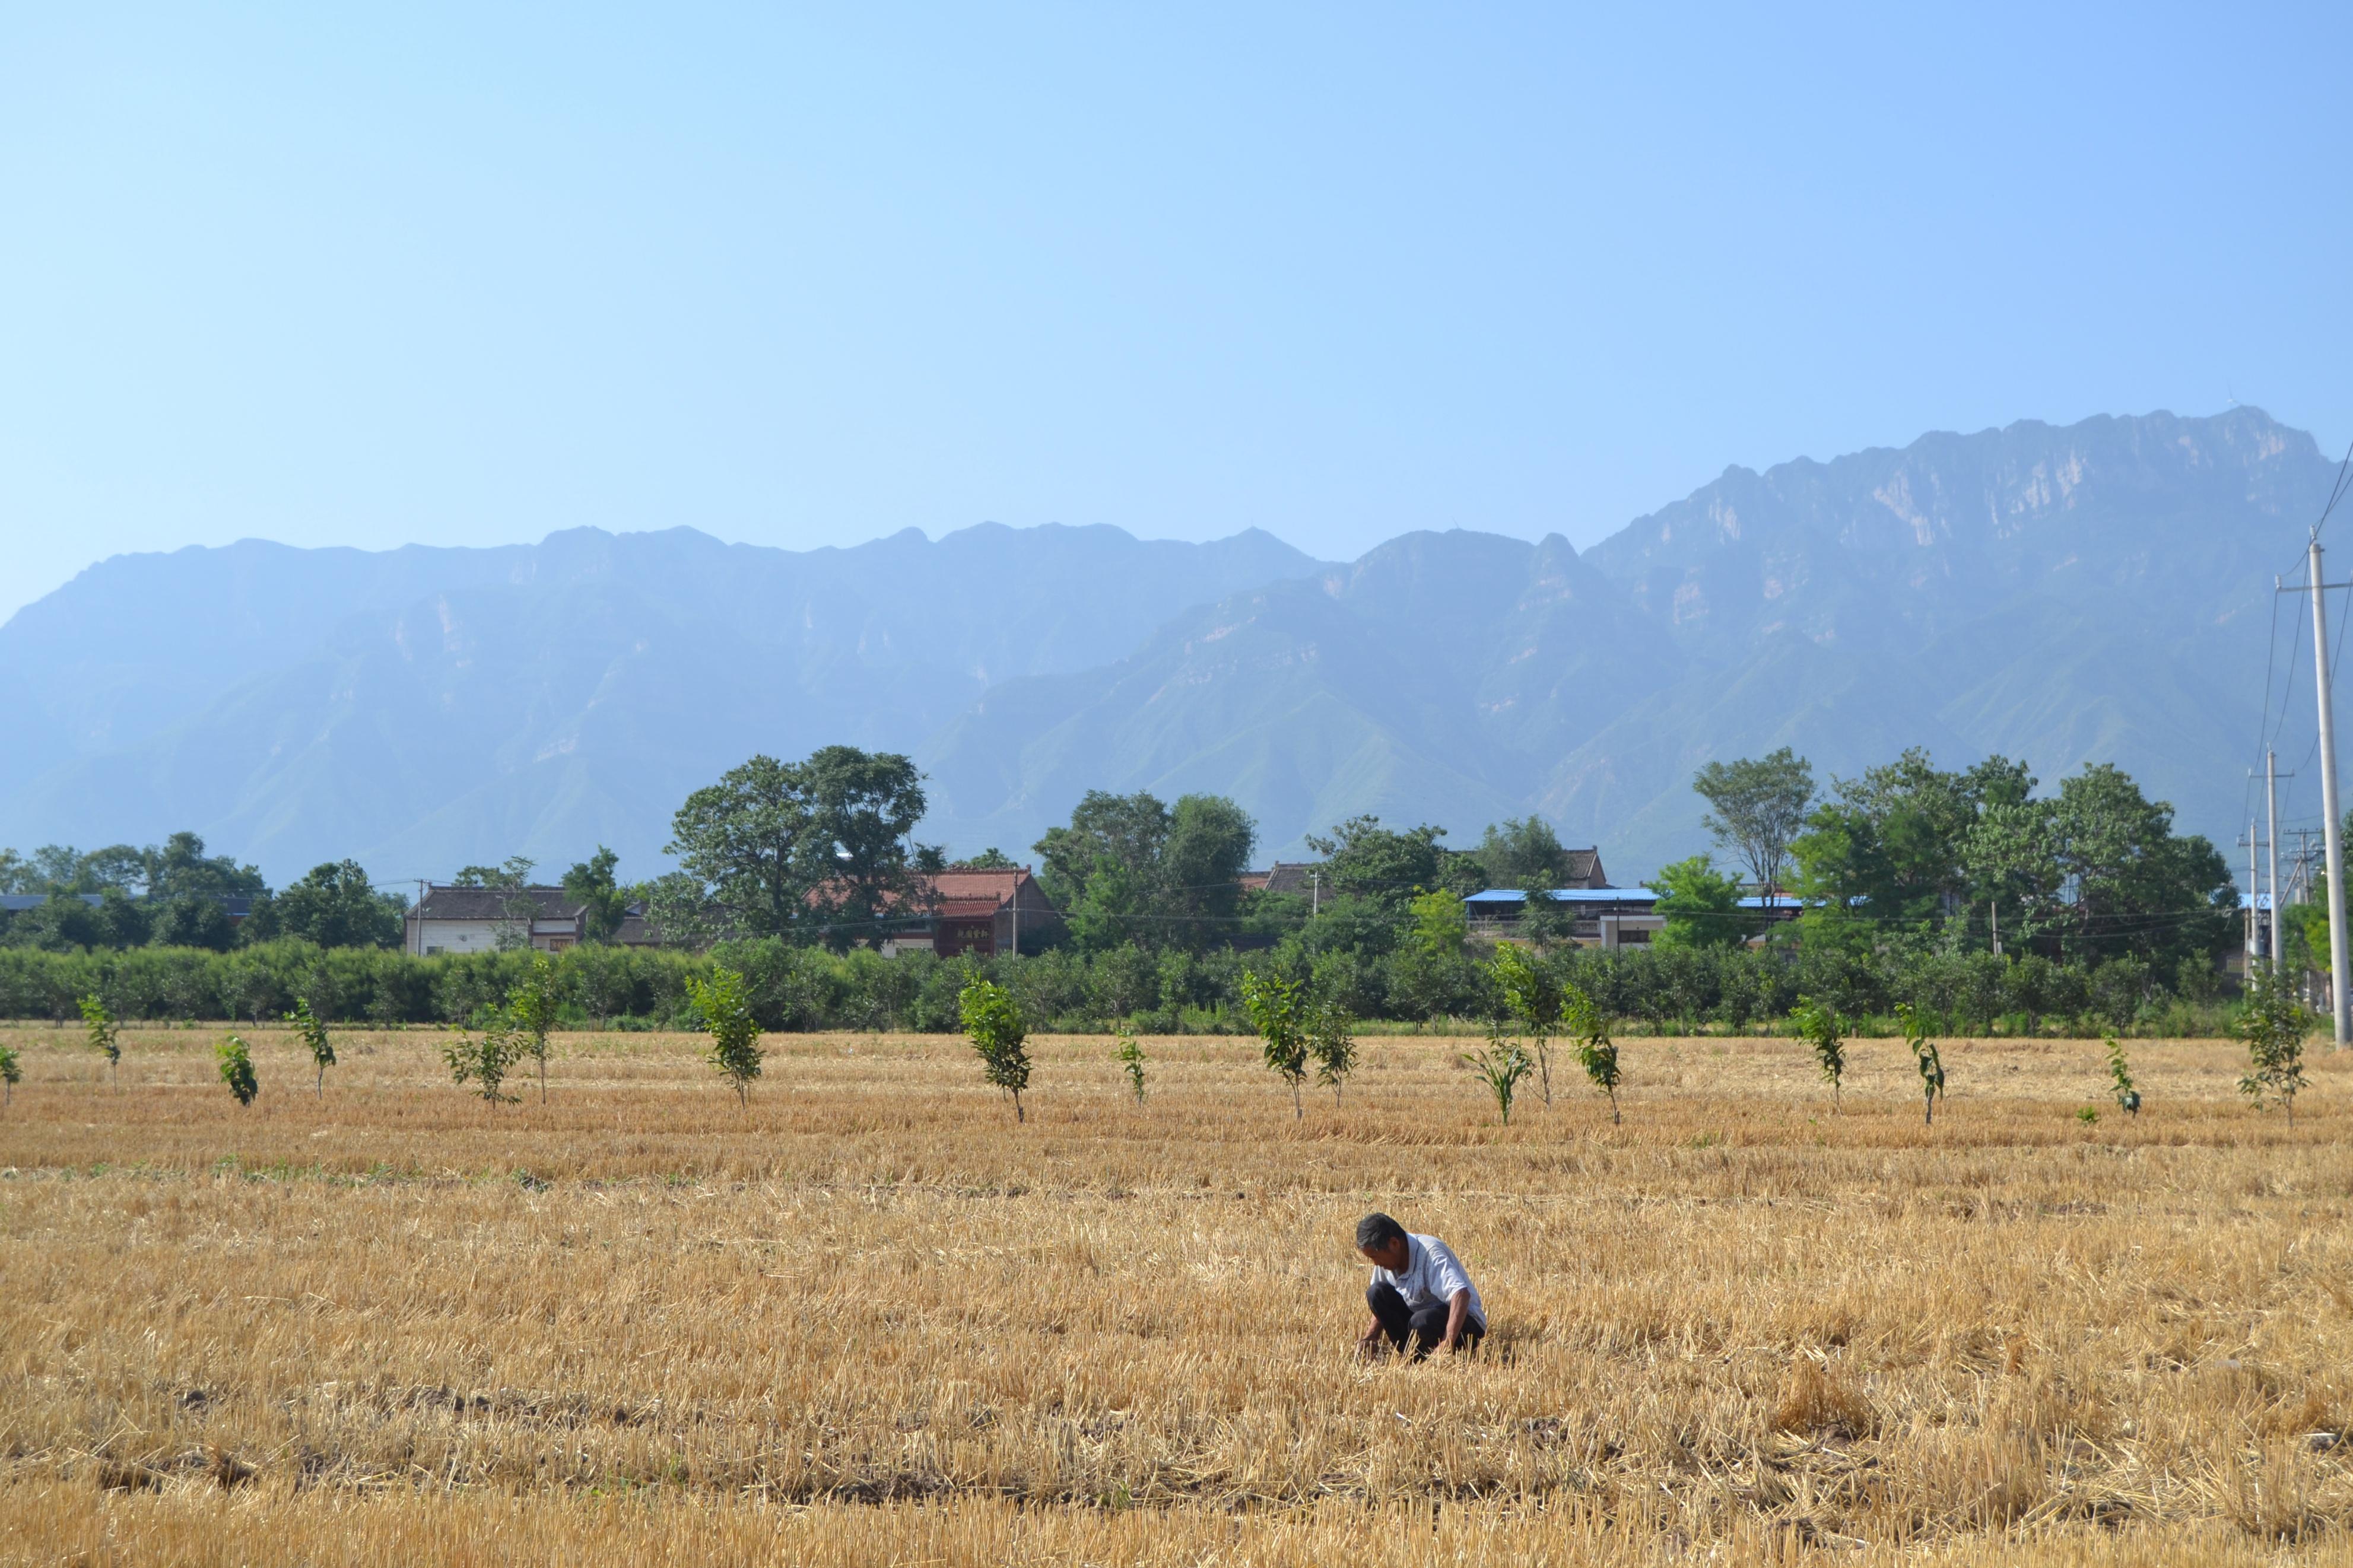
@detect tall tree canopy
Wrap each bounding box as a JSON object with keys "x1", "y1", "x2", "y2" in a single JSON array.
[
  {"x1": 662, "y1": 747, "x2": 932, "y2": 948},
  {"x1": 1693, "y1": 749, "x2": 1815, "y2": 895},
  {"x1": 255, "y1": 861, "x2": 405, "y2": 949},
  {"x1": 1034, "y1": 789, "x2": 1256, "y2": 952}
]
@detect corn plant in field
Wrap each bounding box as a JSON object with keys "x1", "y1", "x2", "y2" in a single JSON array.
[
  {"x1": 2106, "y1": 1033, "x2": 2140, "y2": 1117},
  {"x1": 1307, "y1": 998, "x2": 1357, "y2": 1107},
  {"x1": 442, "y1": 1022, "x2": 525, "y2": 1103},
  {"x1": 1239, "y1": 970, "x2": 1310, "y2": 1118},
  {"x1": 1490, "y1": 944, "x2": 1561, "y2": 1105},
  {"x1": 78, "y1": 994, "x2": 119, "y2": 1088},
  {"x1": 687, "y1": 965, "x2": 764, "y2": 1108},
  {"x1": 1114, "y1": 1027, "x2": 1147, "y2": 1103},
  {"x1": 1789, "y1": 997, "x2": 1845, "y2": 1111},
  {"x1": 2236, "y1": 963, "x2": 2311, "y2": 1125},
  {"x1": 290, "y1": 995, "x2": 335, "y2": 1098},
  {"x1": 0, "y1": 1042, "x2": 19, "y2": 1108},
  {"x1": 1460, "y1": 1028, "x2": 1533, "y2": 1125},
  {"x1": 506, "y1": 955, "x2": 559, "y2": 1103},
  {"x1": 958, "y1": 977, "x2": 1031, "y2": 1121},
  {"x1": 217, "y1": 1035, "x2": 259, "y2": 1106},
  {"x1": 1895, "y1": 1003, "x2": 1944, "y2": 1125},
  {"x1": 1561, "y1": 980, "x2": 1622, "y2": 1125}
]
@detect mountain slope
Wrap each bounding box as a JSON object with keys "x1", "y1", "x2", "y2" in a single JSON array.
[
  {"x1": 0, "y1": 523, "x2": 1328, "y2": 879},
  {"x1": 0, "y1": 407, "x2": 2330, "y2": 885}
]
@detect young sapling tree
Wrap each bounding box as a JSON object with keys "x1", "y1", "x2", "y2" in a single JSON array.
[
  {"x1": 1239, "y1": 970, "x2": 1310, "y2": 1118},
  {"x1": 506, "y1": 955, "x2": 560, "y2": 1103},
  {"x1": 1789, "y1": 997, "x2": 1846, "y2": 1112},
  {"x1": 2106, "y1": 1033, "x2": 2140, "y2": 1117},
  {"x1": 1459, "y1": 1028, "x2": 1533, "y2": 1125},
  {"x1": 1561, "y1": 980, "x2": 1622, "y2": 1124},
  {"x1": 0, "y1": 1042, "x2": 20, "y2": 1109},
  {"x1": 217, "y1": 1035, "x2": 259, "y2": 1106},
  {"x1": 958, "y1": 977, "x2": 1031, "y2": 1121},
  {"x1": 1490, "y1": 944, "x2": 1562, "y2": 1106},
  {"x1": 79, "y1": 994, "x2": 120, "y2": 1089},
  {"x1": 686, "y1": 965, "x2": 764, "y2": 1108},
  {"x1": 1307, "y1": 997, "x2": 1357, "y2": 1108},
  {"x1": 1896, "y1": 1003, "x2": 1944, "y2": 1126},
  {"x1": 2237, "y1": 963, "x2": 2311, "y2": 1125},
  {"x1": 442, "y1": 1021, "x2": 525, "y2": 1104},
  {"x1": 1114, "y1": 1026, "x2": 1147, "y2": 1103},
  {"x1": 290, "y1": 995, "x2": 335, "y2": 1098}
]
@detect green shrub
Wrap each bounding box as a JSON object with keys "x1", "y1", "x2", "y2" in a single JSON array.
[
  {"x1": 2106, "y1": 1033, "x2": 2139, "y2": 1116},
  {"x1": 506, "y1": 955, "x2": 560, "y2": 1102},
  {"x1": 291, "y1": 995, "x2": 335, "y2": 1098},
  {"x1": 1239, "y1": 970, "x2": 1310, "y2": 1118},
  {"x1": 78, "y1": 993, "x2": 120, "y2": 1087},
  {"x1": 1114, "y1": 1027, "x2": 1147, "y2": 1103},
  {"x1": 686, "y1": 965, "x2": 764, "y2": 1108},
  {"x1": 1459, "y1": 1030, "x2": 1533, "y2": 1125},
  {"x1": 958, "y1": 977, "x2": 1031, "y2": 1121},
  {"x1": 1789, "y1": 996, "x2": 1845, "y2": 1111},
  {"x1": 1563, "y1": 980, "x2": 1622, "y2": 1124},
  {"x1": 442, "y1": 1023, "x2": 525, "y2": 1103},
  {"x1": 217, "y1": 1034, "x2": 259, "y2": 1106},
  {"x1": 1307, "y1": 998, "x2": 1357, "y2": 1107},
  {"x1": 2236, "y1": 965, "x2": 2311, "y2": 1125},
  {"x1": 0, "y1": 1041, "x2": 19, "y2": 1108},
  {"x1": 1895, "y1": 1002, "x2": 1944, "y2": 1126}
]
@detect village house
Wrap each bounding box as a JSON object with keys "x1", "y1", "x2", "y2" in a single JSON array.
[
  {"x1": 402, "y1": 885, "x2": 660, "y2": 956},
  {"x1": 875, "y1": 867, "x2": 1060, "y2": 959},
  {"x1": 1464, "y1": 885, "x2": 1663, "y2": 948}
]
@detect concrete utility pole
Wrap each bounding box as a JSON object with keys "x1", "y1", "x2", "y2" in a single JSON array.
[
  {"x1": 2309, "y1": 536, "x2": 2351, "y2": 1044},
  {"x1": 2268, "y1": 750, "x2": 2284, "y2": 972},
  {"x1": 2248, "y1": 825, "x2": 2262, "y2": 970}
]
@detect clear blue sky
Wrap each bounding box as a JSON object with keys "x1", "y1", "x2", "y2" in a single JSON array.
[{"x1": 3, "y1": 3, "x2": 2348, "y2": 620}]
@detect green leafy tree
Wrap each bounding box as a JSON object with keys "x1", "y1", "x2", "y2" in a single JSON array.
[
  {"x1": 0, "y1": 1042, "x2": 20, "y2": 1108},
  {"x1": 2106, "y1": 1033, "x2": 2140, "y2": 1117},
  {"x1": 958, "y1": 977, "x2": 1032, "y2": 1121},
  {"x1": 687, "y1": 964, "x2": 765, "y2": 1108},
  {"x1": 561, "y1": 847, "x2": 631, "y2": 943},
  {"x1": 217, "y1": 1034, "x2": 259, "y2": 1106},
  {"x1": 1489, "y1": 944, "x2": 1561, "y2": 1105},
  {"x1": 1694, "y1": 749, "x2": 1815, "y2": 896},
  {"x1": 957, "y1": 848, "x2": 1020, "y2": 870},
  {"x1": 1307, "y1": 997, "x2": 1357, "y2": 1106},
  {"x1": 269, "y1": 861, "x2": 405, "y2": 949},
  {"x1": 2236, "y1": 963, "x2": 2311, "y2": 1125},
  {"x1": 79, "y1": 993, "x2": 120, "y2": 1087},
  {"x1": 664, "y1": 754, "x2": 820, "y2": 943},
  {"x1": 1472, "y1": 817, "x2": 1580, "y2": 897},
  {"x1": 1895, "y1": 1001, "x2": 1944, "y2": 1125},
  {"x1": 1562, "y1": 980, "x2": 1622, "y2": 1124},
  {"x1": 442, "y1": 1022, "x2": 525, "y2": 1103},
  {"x1": 1114, "y1": 1027, "x2": 1147, "y2": 1102},
  {"x1": 1789, "y1": 995, "x2": 1846, "y2": 1111},
  {"x1": 1652, "y1": 854, "x2": 1758, "y2": 949},
  {"x1": 1306, "y1": 816, "x2": 1456, "y2": 911},
  {"x1": 290, "y1": 995, "x2": 335, "y2": 1098},
  {"x1": 802, "y1": 745, "x2": 932, "y2": 953},
  {"x1": 1459, "y1": 1029, "x2": 1533, "y2": 1125},
  {"x1": 1239, "y1": 969, "x2": 1312, "y2": 1118},
  {"x1": 506, "y1": 954, "x2": 560, "y2": 1102}
]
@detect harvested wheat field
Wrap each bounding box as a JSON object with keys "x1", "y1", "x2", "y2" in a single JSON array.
[{"x1": 5, "y1": 1024, "x2": 2353, "y2": 1566}]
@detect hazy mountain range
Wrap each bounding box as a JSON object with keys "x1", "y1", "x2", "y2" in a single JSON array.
[{"x1": 0, "y1": 407, "x2": 2330, "y2": 887}]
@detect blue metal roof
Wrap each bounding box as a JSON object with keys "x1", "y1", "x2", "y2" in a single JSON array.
[
  {"x1": 0, "y1": 893, "x2": 103, "y2": 912},
  {"x1": 1465, "y1": 887, "x2": 1658, "y2": 905}
]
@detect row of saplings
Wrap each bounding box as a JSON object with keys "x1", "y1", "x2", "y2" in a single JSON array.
[{"x1": 14, "y1": 950, "x2": 2319, "y2": 1128}]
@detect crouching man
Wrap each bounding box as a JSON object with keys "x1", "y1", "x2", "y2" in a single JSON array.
[{"x1": 1354, "y1": 1211, "x2": 1485, "y2": 1360}]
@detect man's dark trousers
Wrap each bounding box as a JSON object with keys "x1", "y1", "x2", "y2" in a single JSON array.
[{"x1": 1367, "y1": 1281, "x2": 1483, "y2": 1359}]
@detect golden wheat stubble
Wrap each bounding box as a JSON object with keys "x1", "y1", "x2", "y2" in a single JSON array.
[{"x1": 4, "y1": 1026, "x2": 2353, "y2": 1560}]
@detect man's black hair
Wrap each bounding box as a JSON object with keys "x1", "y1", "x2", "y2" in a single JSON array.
[{"x1": 1356, "y1": 1213, "x2": 1406, "y2": 1251}]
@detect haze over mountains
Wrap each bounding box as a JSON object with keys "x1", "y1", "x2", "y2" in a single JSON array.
[{"x1": 0, "y1": 408, "x2": 2329, "y2": 887}]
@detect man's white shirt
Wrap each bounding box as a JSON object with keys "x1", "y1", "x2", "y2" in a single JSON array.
[{"x1": 1370, "y1": 1233, "x2": 1485, "y2": 1328}]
